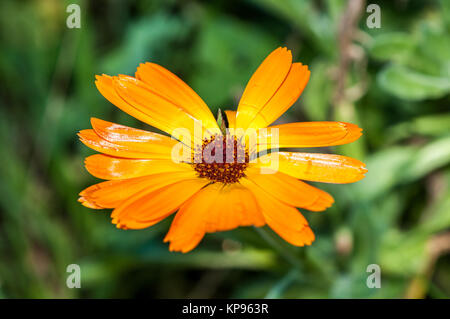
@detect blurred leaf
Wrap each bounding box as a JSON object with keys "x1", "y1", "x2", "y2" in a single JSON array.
[
  {"x1": 403, "y1": 135, "x2": 450, "y2": 182},
  {"x1": 102, "y1": 13, "x2": 188, "y2": 75},
  {"x1": 353, "y1": 146, "x2": 415, "y2": 201},
  {"x1": 442, "y1": 0, "x2": 450, "y2": 27},
  {"x1": 380, "y1": 230, "x2": 428, "y2": 276},
  {"x1": 369, "y1": 33, "x2": 416, "y2": 63},
  {"x1": 250, "y1": 0, "x2": 336, "y2": 56},
  {"x1": 192, "y1": 16, "x2": 276, "y2": 109},
  {"x1": 387, "y1": 114, "x2": 450, "y2": 141},
  {"x1": 419, "y1": 195, "x2": 450, "y2": 234},
  {"x1": 411, "y1": 20, "x2": 450, "y2": 77},
  {"x1": 355, "y1": 136, "x2": 450, "y2": 201},
  {"x1": 302, "y1": 60, "x2": 333, "y2": 121},
  {"x1": 377, "y1": 64, "x2": 450, "y2": 101},
  {"x1": 264, "y1": 269, "x2": 299, "y2": 298}
]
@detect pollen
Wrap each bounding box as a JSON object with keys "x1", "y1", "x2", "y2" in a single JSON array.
[{"x1": 193, "y1": 135, "x2": 249, "y2": 184}]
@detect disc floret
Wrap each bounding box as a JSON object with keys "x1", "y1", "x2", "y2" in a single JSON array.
[{"x1": 193, "y1": 134, "x2": 249, "y2": 184}]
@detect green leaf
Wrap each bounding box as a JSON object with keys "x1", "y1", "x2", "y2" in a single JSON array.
[
  {"x1": 403, "y1": 135, "x2": 450, "y2": 182},
  {"x1": 387, "y1": 114, "x2": 450, "y2": 142},
  {"x1": 250, "y1": 0, "x2": 336, "y2": 56},
  {"x1": 419, "y1": 195, "x2": 450, "y2": 235},
  {"x1": 355, "y1": 136, "x2": 450, "y2": 200},
  {"x1": 353, "y1": 146, "x2": 416, "y2": 200},
  {"x1": 380, "y1": 230, "x2": 428, "y2": 276},
  {"x1": 102, "y1": 14, "x2": 188, "y2": 75},
  {"x1": 302, "y1": 60, "x2": 333, "y2": 121},
  {"x1": 369, "y1": 33, "x2": 416, "y2": 63},
  {"x1": 192, "y1": 16, "x2": 276, "y2": 109},
  {"x1": 377, "y1": 64, "x2": 450, "y2": 101}
]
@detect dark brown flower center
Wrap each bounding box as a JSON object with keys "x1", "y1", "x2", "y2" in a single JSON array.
[{"x1": 193, "y1": 135, "x2": 249, "y2": 184}]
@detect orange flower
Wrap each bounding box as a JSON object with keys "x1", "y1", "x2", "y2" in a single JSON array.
[{"x1": 78, "y1": 47, "x2": 367, "y2": 253}]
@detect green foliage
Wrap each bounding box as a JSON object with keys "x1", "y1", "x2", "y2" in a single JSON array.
[
  {"x1": 378, "y1": 64, "x2": 450, "y2": 101},
  {"x1": 0, "y1": 0, "x2": 449, "y2": 298}
]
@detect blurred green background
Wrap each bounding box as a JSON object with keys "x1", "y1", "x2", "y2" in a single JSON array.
[{"x1": 0, "y1": 0, "x2": 449, "y2": 298}]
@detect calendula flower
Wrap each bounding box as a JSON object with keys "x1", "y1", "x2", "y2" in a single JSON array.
[{"x1": 78, "y1": 47, "x2": 367, "y2": 253}]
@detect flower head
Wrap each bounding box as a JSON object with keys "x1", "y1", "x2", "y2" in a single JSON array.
[{"x1": 79, "y1": 47, "x2": 367, "y2": 252}]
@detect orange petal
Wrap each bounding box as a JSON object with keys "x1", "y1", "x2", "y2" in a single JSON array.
[
  {"x1": 78, "y1": 129, "x2": 176, "y2": 159},
  {"x1": 245, "y1": 167, "x2": 334, "y2": 212},
  {"x1": 257, "y1": 121, "x2": 362, "y2": 151},
  {"x1": 90, "y1": 117, "x2": 178, "y2": 149},
  {"x1": 112, "y1": 75, "x2": 206, "y2": 142},
  {"x1": 204, "y1": 183, "x2": 265, "y2": 233},
  {"x1": 225, "y1": 110, "x2": 236, "y2": 130},
  {"x1": 84, "y1": 154, "x2": 192, "y2": 180},
  {"x1": 135, "y1": 63, "x2": 219, "y2": 133},
  {"x1": 256, "y1": 152, "x2": 367, "y2": 184},
  {"x1": 164, "y1": 183, "x2": 265, "y2": 253},
  {"x1": 247, "y1": 63, "x2": 310, "y2": 129},
  {"x1": 95, "y1": 75, "x2": 162, "y2": 131},
  {"x1": 265, "y1": 215, "x2": 315, "y2": 247},
  {"x1": 241, "y1": 178, "x2": 315, "y2": 246},
  {"x1": 112, "y1": 178, "x2": 209, "y2": 230},
  {"x1": 163, "y1": 184, "x2": 215, "y2": 253},
  {"x1": 78, "y1": 196, "x2": 104, "y2": 209},
  {"x1": 236, "y1": 47, "x2": 292, "y2": 130},
  {"x1": 79, "y1": 170, "x2": 198, "y2": 209}
]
